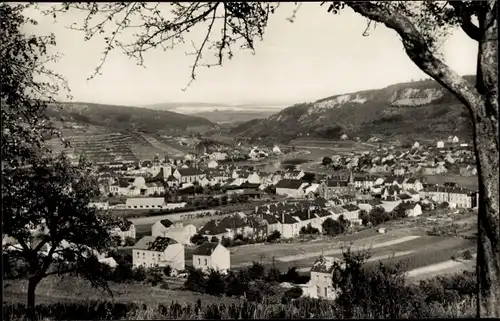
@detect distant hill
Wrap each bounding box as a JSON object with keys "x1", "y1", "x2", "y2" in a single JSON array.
[
  {"x1": 46, "y1": 102, "x2": 217, "y2": 135},
  {"x1": 230, "y1": 76, "x2": 476, "y2": 144},
  {"x1": 143, "y1": 102, "x2": 285, "y2": 123}
]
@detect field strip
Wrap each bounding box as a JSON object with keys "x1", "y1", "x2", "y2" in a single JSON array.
[
  {"x1": 406, "y1": 254, "x2": 477, "y2": 278},
  {"x1": 277, "y1": 235, "x2": 421, "y2": 263},
  {"x1": 296, "y1": 250, "x2": 416, "y2": 272}
]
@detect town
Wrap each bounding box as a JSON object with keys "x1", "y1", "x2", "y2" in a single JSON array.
[
  {"x1": 5, "y1": 133, "x2": 479, "y2": 302},
  {"x1": 4, "y1": 1, "x2": 495, "y2": 319}
]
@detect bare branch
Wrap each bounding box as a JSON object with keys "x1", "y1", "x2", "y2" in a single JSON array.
[
  {"x1": 448, "y1": 1, "x2": 482, "y2": 41},
  {"x1": 346, "y1": 2, "x2": 484, "y2": 110}
]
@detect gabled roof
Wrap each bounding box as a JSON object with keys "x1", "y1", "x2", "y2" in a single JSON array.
[
  {"x1": 311, "y1": 256, "x2": 342, "y2": 273},
  {"x1": 177, "y1": 168, "x2": 204, "y2": 176},
  {"x1": 276, "y1": 213, "x2": 299, "y2": 225},
  {"x1": 342, "y1": 204, "x2": 360, "y2": 212},
  {"x1": 134, "y1": 236, "x2": 177, "y2": 251},
  {"x1": 192, "y1": 242, "x2": 220, "y2": 256},
  {"x1": 326, "y1": 180, "x2": 348, "y2": 187},
  {"x1": 262, "y1": 213, "x2": 280, "y2": 224},
  {"x1": 275, "y1": 179, "x2": 304, "y2": 190},
  {"x1": 166, "y1": 175, "x2": 177, "y2": 182},
  {"x1": 160, "y1": 219, "x2": 174, "y2": 228}
]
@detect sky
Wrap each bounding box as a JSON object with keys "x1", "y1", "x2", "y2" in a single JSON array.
[{"x1": 23, "y1": 2, "x2": 478, "y2": 107}]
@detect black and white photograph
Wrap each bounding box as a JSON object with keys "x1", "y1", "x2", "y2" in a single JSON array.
[{"x1": 2, "y1": 1, "x2": 498, "y2": 319}]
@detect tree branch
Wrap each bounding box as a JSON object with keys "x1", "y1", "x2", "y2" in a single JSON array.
[
  {"x1": 448, "y1": 1, "x2": 482, "y2": 41},
  {"x1": 347, "y1": 1, "x2": 484, "y2": 110}
]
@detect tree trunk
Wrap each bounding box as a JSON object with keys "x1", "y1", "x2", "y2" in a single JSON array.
[
  {"x1": 473, "y1": 99, "x2": 500, "y2": 318},
  {"x1": 475, "y1": 1, "x2": 499, "y2": 316},
  {"x1": 27, "y1": 277, "x2": 41, "y2": 321}
]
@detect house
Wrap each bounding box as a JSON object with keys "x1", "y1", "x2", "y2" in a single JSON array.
[
  {"x1": 381, "y1": 185, "x2": 402, "y2": 199},
  {"x1": 341, "y1": 204, "x2": 361, "y2": 225},
  {"x1": 151, "y1": 219, "x2": 184, "y2": 237},
  {"x1": 145, "y1": 182, "x2": 165, "y2": 196},
  {"x1": 272, "y1": 145, "x2": 282, "y2": 155},
  {"x1": 448, "y1": 135, "x2": 460, "y2": 144},
  {"x1": 275, "y1": 179, "x2": 308, "y2": 198},
  {"x1": 198, "y1": 215, "x2": 253, "y2": 241},
  {"x1": 402, "y1": 178, "x2": 423, "y2": 192},
  {"x1": 207, "y1": 160, "x2": 219, "y2": 169},
  {"x1": 262, "y1": 214, "x2": 282, "y2": 236},
  {"x1": 413, "y1": 142, "x2": 420, "y2": 149},
  {"x1": 286, "y1": 170, "x2": 305, "y2": 180},
  {"x1": 278, "y1": 213, "x2": 301, "y2": 238},
  {"x1": 323, "y1": 181, "x2": 354, "y2": 199},
  {"x1": 306, "y1": 256, "x2": 343, "y2": 300},
  {"x1": 173, "y1": 168, "x2": 206, "y2": 184},
  {"x1": 393, "y1": 167, "x2": 405, "y2": 176},
  {"x1": 209, "y1": 152, "x2": 228, "y2": 161},
  {"x1": 111, "y1": 219, "x2": 136, "y2": 245},
  {"x1": 132, "y1": 236, "x2": 185, "y2": 271},
  {"x1": 158, "y1": 224, "x2": 197, "y2": 245},
  {"x1": 192, "y1": 242, "x2": 230, "y2": 273},
  {"x1": 165, "y1": 175, "x2": 179, "y2": 188},
  {"x1": 436, "y1": 141, "x2": 445, "y2": 149},
  {"x1": 340, "y1": 134, "x2": 348, "y2": 140},
  {"x1": 396, "y1": 202, "x2": 422, "y2": 217},
  {"x1": 246, "y1": 172, "x2": 261, "y2": 185},
  {"x1": 125, "y1": 197, "x2": 165, "y2": 210}
]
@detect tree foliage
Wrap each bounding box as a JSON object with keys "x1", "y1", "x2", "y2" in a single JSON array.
[{"x1": 1, "y1": 3, "x2": 121, "y2": 318}]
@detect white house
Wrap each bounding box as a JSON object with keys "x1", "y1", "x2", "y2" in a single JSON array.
[
  {"x1": 413, "y1": 141, "x2": 420, "y2": 149},
  {"x1": 132, "y1": 236, "x2": 185, "y2": 271},
  {"x1": 151, "y1": 219, "x2": 183, "y2": 236},
  {"x1": 340, "y1": 134, "x2": 348, "y2": 140},
  {"x1": 207, "y1": 160, "x2": 219, "y2": 169},
  {"x1": 277, "y1": 213, "x2": 301, "y2": 238},
  {"x1": 151, "y1": 219, "x2": 197, "y2": 245},
  {"x1": 305, "y1": 256, "x2": 344, "y2": 300},
  {"x1": 448, "y1": 135, "x2": 460, "y2": 144},
  {"x1": 272, "y1": 145, "x2": 282, "y2": 155},
  {"x1": 402, "y1": 178, "x2": 424, "y2": 192},
  {"x1": 436, "y1": 141, "x2": 445, "y2": 149},
  {"x1": 125, "y1": 197, "x2": 165, "y2": 210},
  {"x1": 246, "y1": 172, "x2": 261, "y2": 185},
  {"x1": 111, "y1": 219, "x2": 136, "y2": 245},
  {"x1": 275, "y1": 179, "x2": 308, "y2": 198},
  {"x1": 192, "y1": 242, "x2": 231, "y2": 273},
  {"x1": 400, "y1": 202, "x2": 423, "y2": 217}
]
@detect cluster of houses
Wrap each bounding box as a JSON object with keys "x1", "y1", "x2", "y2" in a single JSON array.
[{"x1": 324, "y1": 138, "x2": 475, "y2": 176}]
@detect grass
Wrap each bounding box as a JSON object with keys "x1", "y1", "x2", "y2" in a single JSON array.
[
  {"x1": 273, "y1": 235, "x2": 472, "y2": 274},
  {"x1": 3, "y1": 276, "x2": 238, "y2": 306}
]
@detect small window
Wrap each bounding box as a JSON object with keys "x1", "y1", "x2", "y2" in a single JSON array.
[
  {"x1": 204, "y1": 258, "x2": 207, "y2": 265},
  {"x1": 198, "y1": 258, "x2": 201, "y2": 264}
]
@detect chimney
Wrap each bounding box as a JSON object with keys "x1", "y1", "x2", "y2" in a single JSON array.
[
  {"x1": 308, "y1": 208, "x2": 311, "y2": 220},
  {"x1": 282, "y1": 212, "x2": 285, "y2": 224}
]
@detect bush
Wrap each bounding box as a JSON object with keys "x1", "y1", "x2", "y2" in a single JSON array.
[
  {"x1": 282, "y1": 287, "x2": 304, "y2": 304},
  {"x1": 266, "y1": 230, "x2": 281, "y2": 242},
  {"x1": 146, "y1": 268, "x2": 165, "y2": 286},
  {"x1": 190, "y1": 234, "x2": 209, "y2": 245},
  {"x1": 184, "y1": 268, "x2": 207, "y2": 293},
  {"x1": 210, "y1": 236, "x2": 219, "y2": 243},
  {"x1": 462, "y1": 250, "x2": 473, "y2": 260},
  {"x1": 300, "y1": 223, "x2": 320, "y2": 235},
  {"x1": 163, "y1": 265, "x2": 172, "y2": 277},
  {"x1": 124, "y1": 236, "x2": 136, "y2": 247}
]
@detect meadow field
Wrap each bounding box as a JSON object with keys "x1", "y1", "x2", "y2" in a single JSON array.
[{"x1": 3, "y1": 276, "x2": 237, "y2": 306}]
